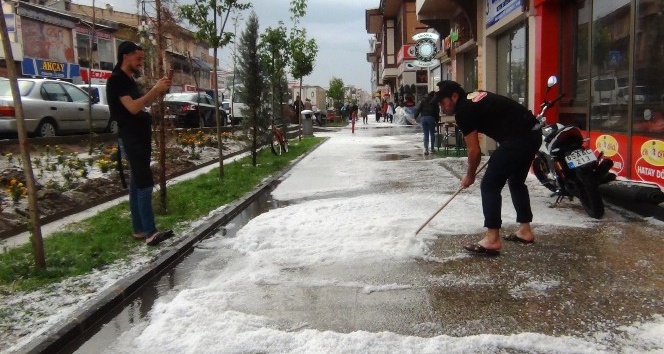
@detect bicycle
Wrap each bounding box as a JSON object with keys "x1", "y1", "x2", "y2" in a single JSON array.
[{"x1": 270, "y1": 124, "x2": 288, "y2": 155}]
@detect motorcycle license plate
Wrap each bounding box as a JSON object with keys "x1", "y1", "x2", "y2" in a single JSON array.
[
  {"x1": 165, "y1": 114, "x2": 176, "y2": 119},
  {"x1": 565, "y1": 149, "x2": 596, "y2": 169}
]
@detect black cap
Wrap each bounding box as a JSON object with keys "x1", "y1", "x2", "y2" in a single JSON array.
[
  {"x1": 432, "y1": 80, "x2": 465, "y2": 103},
  {"x1": 113, "y1": 41, "x2": 143, "y2": 71}
]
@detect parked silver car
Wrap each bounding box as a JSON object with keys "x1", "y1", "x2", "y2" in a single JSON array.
[
  {"x1": 0, "y1": 78, "x2": 111, "y2": 137},
  {"x1": 77, "y1": 84, "x2": 118, "y2": 134}
]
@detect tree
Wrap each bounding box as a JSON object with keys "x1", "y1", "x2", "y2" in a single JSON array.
[
  {"x1": 288, "y1": 0, "x2": 317, "y2": 138},
  {"x1": 259, "y1": 23, "x2": 290, "y2": 126},
  {"x1": 328, "y1": 77, "x2": 345, "y2": 120},
  {"x1": 0, "y1": 7, "x2": 45, "y2": 269},
  {"x1": 237, "y1": 12, "x2": 263, "y2": 166},
  {"x1": 180, "y1": 0, "x2": 251, "y2": 179}
]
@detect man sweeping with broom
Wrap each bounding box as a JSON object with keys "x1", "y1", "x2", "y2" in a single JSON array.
[{"x1": 432, "y1": 81, "x2": 542, "y2": 255}]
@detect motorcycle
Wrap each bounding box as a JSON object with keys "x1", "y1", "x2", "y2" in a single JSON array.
[{"x1": 531, "y1": 76, "x2": 616, "y2": 219}]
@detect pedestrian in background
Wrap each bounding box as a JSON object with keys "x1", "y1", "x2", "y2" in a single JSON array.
[
  {"x1": 106, "y1": 41, "x2": 173, "y2": 246},
  {"x1": 382, "y1": 100, "x2": 389, "y2": 122},
  {"x1": 351, "y1": 102, "x2": 359, "y2": 122},
  {"x1": 414, "y1": 91, "x2": 439, "y2": 155},
  {"x1": 361, "y1": 103, "x2": 369, "y2": 124},
  {"x1": 387, "y1": 102, "x2": 395, "y2": 123},
  {"x1": 293, "y1": 95, "x2": 304, "y2": 118},
  {"x1": 375, "y1": 103, "x2": 381, "y2": 122},
  {"x1": 433, "y1": 80, "x2": 542, "y2": 256}
]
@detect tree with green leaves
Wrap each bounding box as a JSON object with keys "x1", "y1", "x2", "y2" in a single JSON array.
[
  {"x1": 259, "y1": 23, "x2": 290, "y2": 127},
  {"x1": 237, "y1": 12, "x2": 264, "y2": 166},
  {"x1": 328, "y1": 77, "x2": 345, "y2": 121},
  {"x1": 288, "y1": 0, "x2": 317, "y2": 137},
  {"x1": 179, "y1": 0, "x2": 251, "y2": 178}
]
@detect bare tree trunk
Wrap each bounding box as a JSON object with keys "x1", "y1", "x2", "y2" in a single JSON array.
[
  {"x1": 155, "y1": 0, "x2": 167, "y2": 212},
  {"x1": 271, "y1": 55, "x2": 275, "y2": 126},
  {"x1": 298, "y1": 77, "x2": 303, "y2": 140},
  {"x1": 213, "y1": 49, "x2": 225, "y2": 179},
  {"x1": 213, "y1": 1, "x2": 225, "y2": 179},
  {"x1": 88, "y1": 0, "x2": 96, "y2": 155},
  {"x1": 0, "y1": 8, "x2": 45, "y2": 269},
  {"x1": 252, "y1": 109, "x2": 258, "y2": 166}
]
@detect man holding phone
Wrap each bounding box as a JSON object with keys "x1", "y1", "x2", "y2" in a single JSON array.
[{"x1": 106, "y1": 41, "x2": 173, "y2": 246}]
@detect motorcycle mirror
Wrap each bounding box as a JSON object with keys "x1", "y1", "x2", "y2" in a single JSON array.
[{"x1": 547, "y1": 76, "x2": 558, "y2": 88}]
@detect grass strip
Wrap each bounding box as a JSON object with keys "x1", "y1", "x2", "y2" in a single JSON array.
[{"x1": 0, "y1": 137, "x2": 322, "y2": 291}]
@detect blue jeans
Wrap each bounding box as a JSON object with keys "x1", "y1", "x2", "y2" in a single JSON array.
[
  {"x1": 119, "y1": 139, "x2": 157, "y2": 236},
  {"x1": 420, "y1": 116, "x2": 436, "y2": 151}
]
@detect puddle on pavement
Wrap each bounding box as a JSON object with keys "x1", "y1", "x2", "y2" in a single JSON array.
[
  {"x1": 377, "y1": 154, "x2": 411, "y2": 161},
  {"x1": 64, "y1": 187, "x2": 278, "y2": 354}
]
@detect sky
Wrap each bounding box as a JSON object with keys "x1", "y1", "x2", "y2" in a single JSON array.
[{"x1": 73, "y1": 0, "x2": 379, "y2": 92}]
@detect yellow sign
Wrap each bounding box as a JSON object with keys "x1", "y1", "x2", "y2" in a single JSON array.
[
  {"x1": 595, "y1": 134, "x2": 619, "y2": 157},
  {"x1": 41, "y1": 61, "x2": 65, "y2": 73},
  {"x1": 640, "y1": 139, "x2": 664, "y2": 167}
]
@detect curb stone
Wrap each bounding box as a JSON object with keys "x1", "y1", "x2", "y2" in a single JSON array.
[{"x1": 13, "y1": 137, "x2": 327, "y2": 354}]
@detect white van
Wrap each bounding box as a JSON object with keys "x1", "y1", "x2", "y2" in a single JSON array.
[
  {"x1": 591, "y1": 75, "x2": 619, "y2": 108},
  {"x1": 223, "y1": 85, "x2": 247, "y2": 125}
]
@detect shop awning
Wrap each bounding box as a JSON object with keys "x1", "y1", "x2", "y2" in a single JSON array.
[
  {"x1": 416, "y1": 0, "x2": 461, "y2": 20},
  {"x1": 192, "y1": 58, "x2": 213, "y2": 71}
]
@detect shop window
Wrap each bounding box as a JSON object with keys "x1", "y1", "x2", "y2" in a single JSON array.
[
  {"x1": 496, "y1": 24, "x2": 527, "y2": 106},
  {"x1": 97, "y1": 38, "x2": 114, "y2": 71},
  {"x1": 463, "y1": 48, "x2": 478, "y2": 92},
  {"x1": 76, "y1": 33, "x2": 91, "y2": 68},
  {"x1": 559, "y1": 0, "x2": 591, "y2": 130},
  {"x1": 632, "y1": 0, "x2": 664, "y2": 135},
  {"x1": 590, "y1": 0, "x2": 630, "y2": 132}
]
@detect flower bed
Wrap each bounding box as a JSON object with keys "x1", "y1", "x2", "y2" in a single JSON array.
[{"x1": 0, "y1": 130, "x2": 248, "y2": 238}]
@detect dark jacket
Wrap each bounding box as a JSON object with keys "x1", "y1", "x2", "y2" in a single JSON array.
[{"x1": 414, "y1": 96, "x2": 440, "y2": 121}]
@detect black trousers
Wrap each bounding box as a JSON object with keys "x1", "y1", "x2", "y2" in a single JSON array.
[
  {"x1": 480, "y1": 130, "x2": 542, "y2": 229},
  {"x1": 120, "y1": 136, "x2": 154, "y2": 189}
]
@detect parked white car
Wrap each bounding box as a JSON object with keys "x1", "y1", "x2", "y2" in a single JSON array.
[{"x1": 0, "y1": 78, "x2": 112, "y2": 137}]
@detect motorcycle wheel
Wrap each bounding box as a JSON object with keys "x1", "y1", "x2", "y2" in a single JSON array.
[
  {"x1": 532, "y1": 153, "x2": 558, "y2": 192},
  {"x1": 576, "y1": 164, "x2": 605, "y2": 219}
]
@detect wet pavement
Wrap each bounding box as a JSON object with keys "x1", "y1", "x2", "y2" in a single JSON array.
[{"x1": 68, "y1": 124, "x2": 663, "y2": 352}]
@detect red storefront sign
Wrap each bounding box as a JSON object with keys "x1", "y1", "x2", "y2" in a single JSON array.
[
  {"x1": 396, "y1": 44, "x2": 415, "y2": 64},
  {"x1": 631, "y1": 136, "x2": 664, "y2": 189},
  {"x1": 80, "y1": 68, "x2": 112, "y2": 84},
  {"x1": 590, "y1": 131, "x2": 628, "y2": 177}
]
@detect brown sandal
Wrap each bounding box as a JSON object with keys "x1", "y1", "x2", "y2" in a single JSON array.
[
  {"x1": 502, "y1": 234, "x2": 534, "y2": 244},
  {"x1": 463, "y1": 243, "x2": 500, "y2": 256},
  {"x1": 146, "y1": 230, "x2": 174, "y2": 246}
]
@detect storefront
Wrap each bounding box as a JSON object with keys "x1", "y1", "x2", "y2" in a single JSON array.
[
  {"x1": 483, "y1": 0, "x2": 527, "y2": 104},
  {"x1": 21, "y1": 57, "x2": 80, "y2": 81},
  {"x1": 538, "y1": 0, "x2": 664, "y2": 188},
  {"x1": 16, "y1": 6, "x2": 81, "y2": 81}
]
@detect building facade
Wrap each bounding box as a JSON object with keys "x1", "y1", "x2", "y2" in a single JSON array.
[
  {"x1": 1, "y1": 0, "x2": 216, "y2": 92},
  {"x1": 367, "y1": 0, "x2": 664, "y2": 188}
]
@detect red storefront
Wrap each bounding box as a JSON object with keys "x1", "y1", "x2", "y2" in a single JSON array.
[{"x1": 534, "y1": 0, "x2": 664, "y2": 189}]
